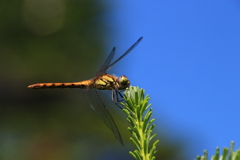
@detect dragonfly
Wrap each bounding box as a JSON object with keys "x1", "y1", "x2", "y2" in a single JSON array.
[{"x1": 28, "y1": 37, "x2": 143, "y2": 145}]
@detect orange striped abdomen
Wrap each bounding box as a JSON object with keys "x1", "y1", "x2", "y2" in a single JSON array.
[{"x1": 27, "y1": 80, "x2": 91, "y2": 89}]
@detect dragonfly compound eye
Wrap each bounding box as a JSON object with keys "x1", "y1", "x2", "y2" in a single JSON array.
[{"x1": 118, "y1": 76, "x2": 130, "y2": 90}]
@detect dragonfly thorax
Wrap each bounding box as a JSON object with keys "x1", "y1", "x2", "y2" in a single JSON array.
[{"x1": 93, "y1": 74, "x2": 129, "y2": 91}]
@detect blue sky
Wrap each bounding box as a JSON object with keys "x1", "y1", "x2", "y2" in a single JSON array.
[{"x1": 103, "y1": 0, "x2": 240, "y2": 158}]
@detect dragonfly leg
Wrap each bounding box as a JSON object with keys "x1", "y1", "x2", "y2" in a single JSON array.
[
  {"x1": 112, "y1": 90, "x2": 123, "y2": 109},
  {"x1": 116, "y1": 92, "x2": 124, "y2": 102},
  {"x1": 118, "y1": 92, "x2": 124, "y2": 99}
]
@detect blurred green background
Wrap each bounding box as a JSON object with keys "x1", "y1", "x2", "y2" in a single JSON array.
[{"x1": 0, "y1": 0, "x2": 186, "y2": 159}]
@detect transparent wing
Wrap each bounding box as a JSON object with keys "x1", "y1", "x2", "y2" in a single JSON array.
[
  {"x1": 96, "y1": 37, "x2": 143, "y2": 75},
  {"x1": 105, "y1": 37, "x2": 143, "y2": 72},
  {"x1": 86, "y1": 88, "x2": 123, "y2": 145},
  {"x1": 96, "y1": 47, "x2": 116, "y2": 76},
  {"x1": 85, "y1": 37, "x2": 143, "y2": 145}
]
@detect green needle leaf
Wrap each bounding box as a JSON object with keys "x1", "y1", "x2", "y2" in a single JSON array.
[
  {"x1": 122, "y1": 86, "x2": 159, "y2": 160},
  {"x1": 196, "y1": 141, "x2": 240, "y2": 160}
]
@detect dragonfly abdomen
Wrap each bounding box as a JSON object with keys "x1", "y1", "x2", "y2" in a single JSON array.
[{"x1": 28, "y1": 80, "x2": 91, "y2": 89}]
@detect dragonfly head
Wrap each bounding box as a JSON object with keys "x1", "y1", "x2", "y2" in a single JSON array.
[{"x1": 118, "y1": 75, "x2": 130, "y2": 90}]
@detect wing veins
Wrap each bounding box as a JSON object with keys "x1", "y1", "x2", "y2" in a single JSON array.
[
  {"x1": 96, "y1": 47, "x2": 116, "y2": 76},
  {"x1": 105, "y1": 37, "x2": 143, "y2": 71},
  {"x1": 87, "y1": 88, "x2": 123, "y2": 145}
]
